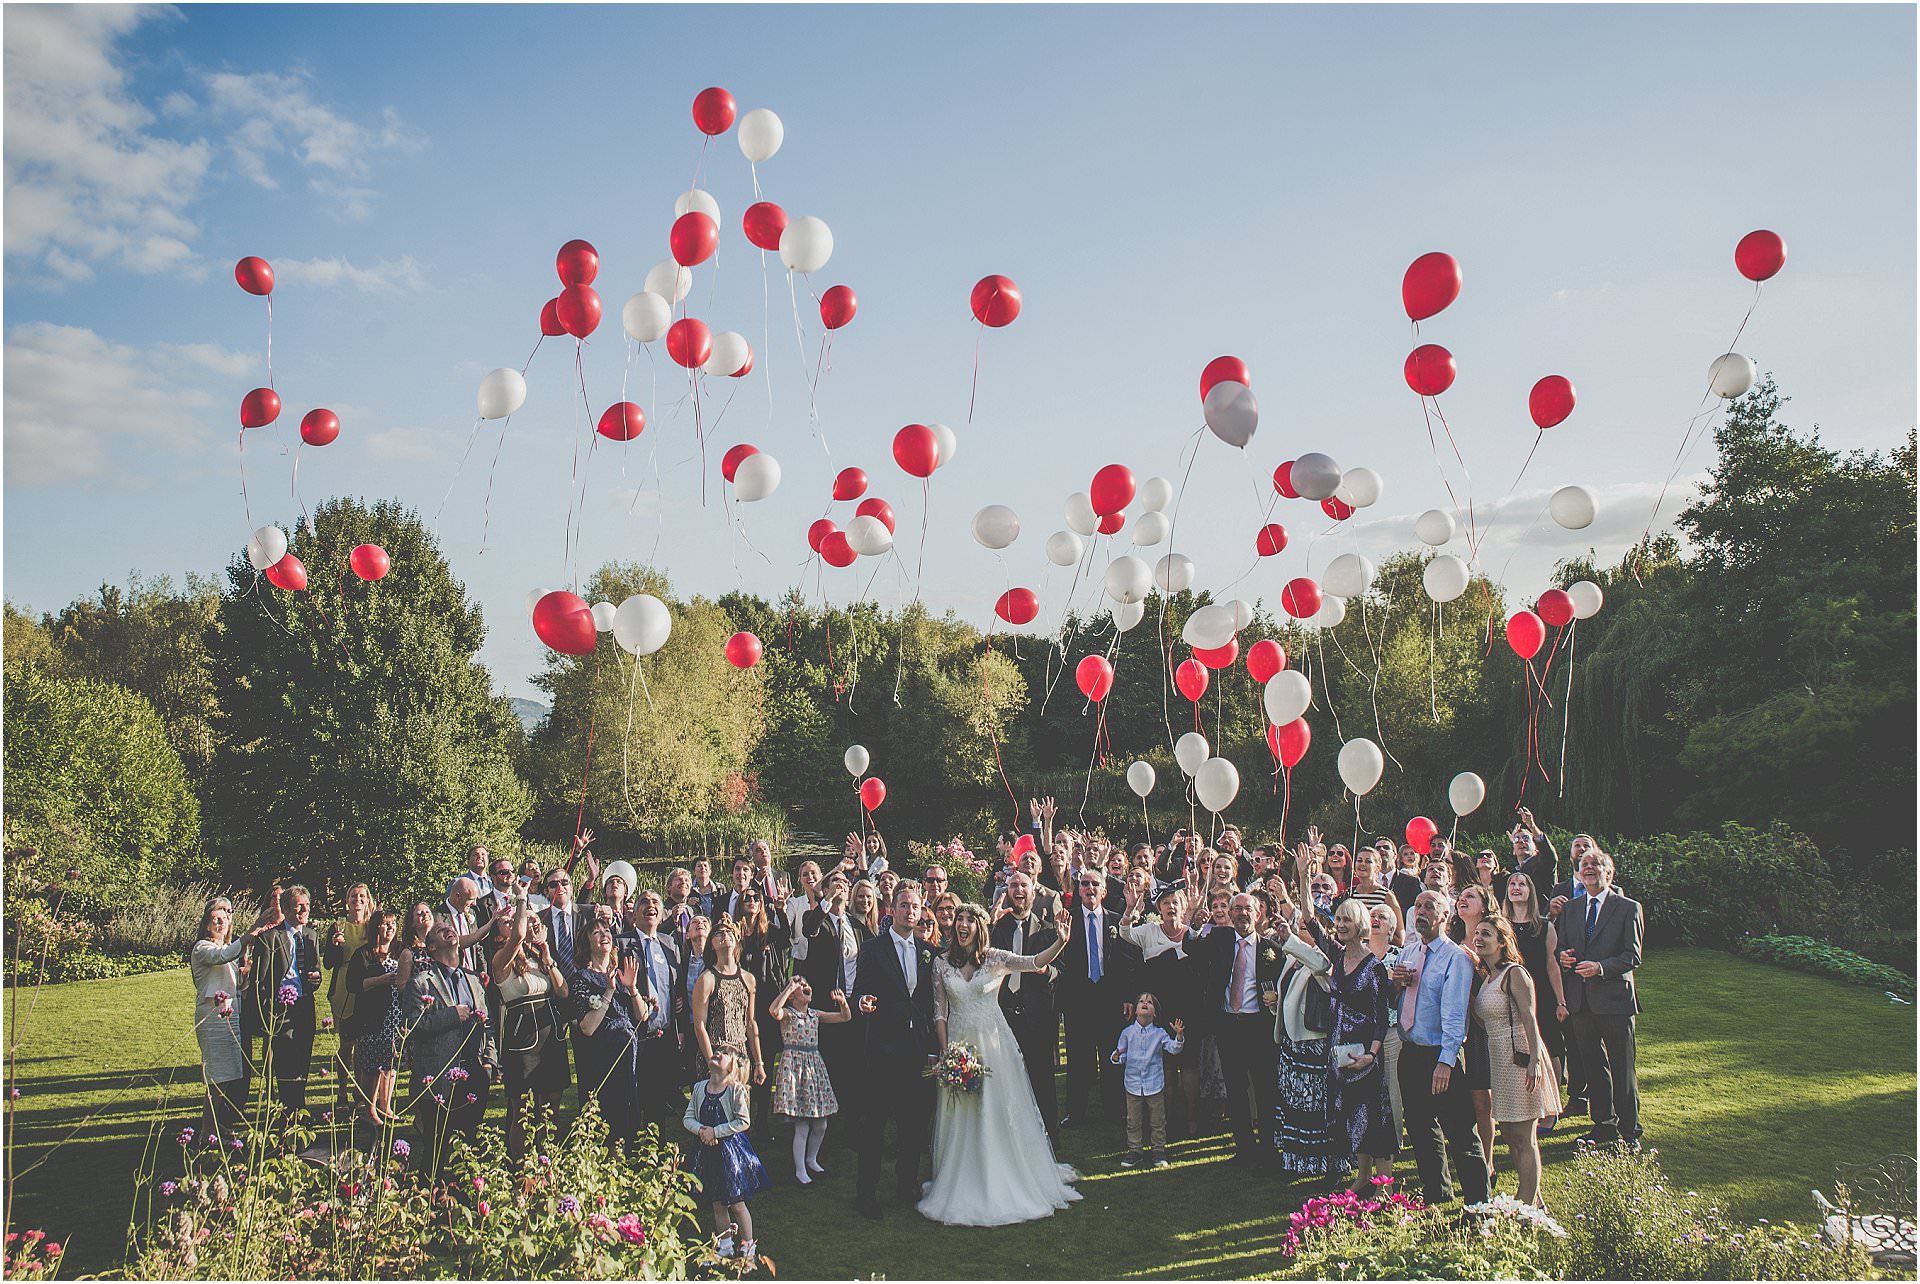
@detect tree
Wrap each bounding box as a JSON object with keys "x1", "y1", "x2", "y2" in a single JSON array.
[
  {"x1": 204, "y1": 498, "x2": 529, "y2": 899},
  {"x1": 3, "y1": 601, "x2": 60, "y2": 673}
]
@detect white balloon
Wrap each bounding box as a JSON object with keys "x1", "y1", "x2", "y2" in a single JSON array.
[
  {"x1": 1567, "y1": 580, "x2": 1605, "y2": 620},
  {"x1": 246, "y1": 524, "x2": 287, "y2": 571},
  {"x1": 1448, "y1": 771, "x2": 1487, "y2": 817},
  {"x1": 779, "y1": 216, "x2": 832, "y2": 273},
  {"x1": 591, "y1": 601, "x2": 616, "y2": 633},
  {"x1": 1153, "y1": 553, "x2": 1195, "y2": 594},
  {"x1": 1194, "y1": 757, "x2": 1241, "y2": 813},
  {"x1": 1340, "y1": 466, "x2": 1384, "y2": 508},
  {"x1": 929, "y1": 422, "x2": 958, "y2": 467},
  {"x1": 644, "y1": 258, "x2": 693, "y2": 304},
  {"x1": 970, "y1": 504, "x2": 1020, "y2": 550},
  {"x1": 1202, "y1": 381, "x2": 1259, "y2": 448},
  {"x1": 1263, "y1": 671, "x2": 1312, "y2": 726},
  {"x1": 1064, "y1": 491, "x2": 1098, "y2": 537},
  {"x1": 1182, "y1": 604, "x2": 1235, "y2": 650},
  {"x1": 1223, "y1": 599, "x2": 1256, "y2": 633},
  {"x1": 1316, "y1": 595, "x2": 1347, "y2": 629},
  {"x1": 1132, "y1": 510, "x2": 1171, "y2": 547},
  {"x1": 704, "y1": 331, "x2": 752, "y2": 378},
  {"x1": 1112, "y1": 600, "x2": 1146, "y2": 632},
  {"x1": 1423, "y1": 554, "x2": 1470, "y2": 603},
  {"x1": 1173, "y1": 731, "x2": 1210, "y2": 776},
  {"x1": 1104, "y1": 554, "x2": 1152, "y2": 605},
  {"x1": 1322, "y1": 552, "x2": 1376, "y2": 599},
  {"x1": 602, "y1": 860, "x2": 639, "y2": 900},
  {"x1": 732, "y1": 451, "x2": 781, "y2": 502},
  {"x1": 524, "y1": 588, "x2": 545, "y2": 617},
  {"x1": 846, "y1": 514, "x2": 893, "y2": 556},
  {"x1": 1045, "y1": 530, "x2": 1084, "y2": 567},
  {"x1": 477, "y1": 367, "x2": 526, "y2": 420},
  {"x1": 1337, "y1": 738, "x2": 1385, "y2": 797},
  {"x1": 1291, "y1": 452, "x2": 1343, "y2": 501},
  {"x1": 1709, "y1": 352, "x2": 1757, "y2": 400},
  {"x1": 844, "y1": 744, "x2": 870, "y2": 777},
  {"x1": 612, "y1": 594, "x2": 672, "y2": 655},
  {"x1": 674, "y1": 188, "x2": 721, "y2": 222},
  {"x1": 1138, "y1": 476, "x2": 1174, "y2": 513},
  {"x1": 1549, "y1": 484, "x2": 1598, "y2": 531},
  {"x1": 622, "y1": 292, "x2": 672, "y2": 343},
  {"x1": 1415, "y1": 508, "x2": 1457, "y2": 547},
  {"x1": 738, "y1": 107, "x2": 784, "y2": 163},
  {"x1": 1126, "y1": 760, "x2": 1156, "y2": 798}
]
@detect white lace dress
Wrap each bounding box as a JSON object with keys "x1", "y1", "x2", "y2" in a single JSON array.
[{"x1": 918, "y1": 950, "x2": 1082, "y2": 1227}]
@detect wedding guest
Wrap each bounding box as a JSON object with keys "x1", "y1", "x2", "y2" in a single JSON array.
[
  {"x1": 1503, "y1": 807, "x2": 1560, "y2": 903},
  {"x1": 1271, "y1": 892, "x2": 1337, "y2": 1177},
  {"x1": 1058, "y1": 871, "x2": 1128, "y2": 1126},
  {"x1": 1343, "y1": 848, "x2": 1395, "y2": 913},
  {"x1": 690, "y1": 857, "x2": 722, "y2": 920},
  {"x1": 1370, "y1": 902, "x2": 1409, "y2": 1154},
  {"x1": 692, "y1": 915, "x2": 764, "y2": 1090},
  {"x1": 323, "y1": 883, "x2": 374, "y2": 1113},
  {"x1": 1307, "y1": 900, "x2": 1397, "y2": 1191},
  {"x1": 1121, "y1": 881, "x2": 1203, "y2": 1136},
  {"x1": 847, "y1": 878, "x2": 882, "y2": 939},
  {"x1": 246, "y1": 884, "x2": 322, "y2": 1115},
  {"x1": 771, "y1": 977, "x2": 851, "y2": 1185},
  {"x1": 538, "y1": 868, "x2": 587, "y2": 979},
  {"x1": 1323, "y1": 844, "x2": 1353, "y2": 895},
  {"x1": 665, "y1": 867, "x2": 697, "y2": 939},
  {"x1": 685, "y1": 1050, "x2": 772, "y2": 1259},
  {"x1": 600, "y1": 866, "x2": 633, "y2": 928},
  {"x1": 1470, "y1": 917, "x2": 1556, "y2": 1207},
  {"x1": 571, "y1": 918, "x2": 650, "y2": 1150},
  {"x1": 1389, "y1": 843, "x2": 1424, "y2": 913},
  {"x1": 436, "y1": 876, "x2": 492, "y2": 973},
  {"x1": 875, "y1": 868, "x2": 901, "y2": 914},
  {"x1": 677, "y1": 915, "x2": 712, "y2": 1078},
  {"x1": 930, "y1": 892, "x2": 960, "y2": 947},
  {"x1": 1112, "y1": 995, "x2": 1185, "y2": 1168},
  {"x1": 799, "y1": 872, "x2": 867, "y2": 1110},
  {"x1": 404, "y1": 923, "x2": 495, "y2": 1165},
  {"x1": 1504, "y1": 870, "x2": 1568, "y2": 1127},
  {"x1": 735, "y1": 887, "x2": 789, "y2": 1129},
  {"x1": 489, "y1": 907, "x2": 570, "y2": 1159},
  {"x1": 1557, "y1": 848, "x2": 1643, "y2": 1150},
  {"x1": 748, "y1": 839, "x2": 781, "y2": 904},
  {"x1": 625, "y1": 890, "x2": 685, "y2": 1133},
  {"x1": 991, "y1": 870, "x2": 1061, "y2": 1144},
  {"x1": 347, "y1": 909, "x2": 412, "y2": 1126},
  {"x1": 919, "y1": 864, "x2": 950, "y2": 904},
  {"x1": 862, "y1": 829, "x2": 889, "y2": 875},
  {"x1": 190, "y1": 896, "x2": 271, "y2": 1135},
  {"x1": 1393, "y1": 890, "x2": 1488, "y2": 1206},
  {"x1": 479, "y1": 854, "x2": 524, "y2": 924},
  {"x1": 519, "y1": 857, "x2": 551, "y2": 913},
  {"x1": 1449, "y1": 882, "x2": 1499, "y2": 1170},
  {"x1": 722, "y1": 857, "x2": 757, "y2": 921},
  {"x1": 785, "y1": 862, "x2": 823, "y2": 959}
]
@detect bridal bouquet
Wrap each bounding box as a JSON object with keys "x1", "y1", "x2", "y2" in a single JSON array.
[{"x1": 926, "y1": 1042, "x2": 990, "y2": 1094}]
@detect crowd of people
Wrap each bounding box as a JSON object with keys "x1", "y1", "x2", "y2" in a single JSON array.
[{"x1": 188, "y1": 803, "x2": 1644, "y2": 1250}]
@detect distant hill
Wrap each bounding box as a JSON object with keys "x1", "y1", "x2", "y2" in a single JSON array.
[{"x1": 509, "y1": 697, "x2": 549, "y2": 732}]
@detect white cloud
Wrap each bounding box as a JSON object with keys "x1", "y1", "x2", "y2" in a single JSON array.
[
  {"x1": 202, "y1": 71, "x2": 425, "y2": 222},
  {"x1": 2, "y1": 321, "x2": 246, "y2": 485},
  {"x1": 273, "y1": 254, "x2": 427, "y2": 295}
]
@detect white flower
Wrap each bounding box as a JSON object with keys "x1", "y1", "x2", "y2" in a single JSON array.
[{"x1": 1463, "y1": 1195, "x2": 1569, "y2": 1239}]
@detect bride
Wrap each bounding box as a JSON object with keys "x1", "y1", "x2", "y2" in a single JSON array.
[{"x1": 919, "y1": 900, "x2": 1083, "y2": 1227}]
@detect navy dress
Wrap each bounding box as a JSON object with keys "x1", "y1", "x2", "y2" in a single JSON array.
[
  {"x1": 1312, "y1": 923, "x2": 1398, "y2": 1161},
  {"x1": 695, "y1": 1085, "x2": 773, "y2": 1204},
  {"x1": 572, "y1": 968, "x2": 641, "y2": 1146}
]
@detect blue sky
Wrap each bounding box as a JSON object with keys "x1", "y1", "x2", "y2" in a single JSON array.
[{"x1": 5, "y1": 4, "x2": 1914, "y2": 701}]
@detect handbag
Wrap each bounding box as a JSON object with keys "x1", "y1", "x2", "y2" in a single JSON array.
[
  {"x1": 1302, "y1": 969, "x2": 1334, "y2": 1034},
  {"x1": 1501, "y1": 967, "x2": 1531, "y2": 1068}
]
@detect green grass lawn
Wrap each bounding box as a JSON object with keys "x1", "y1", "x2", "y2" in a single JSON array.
[{"x1": 4, "y1": 949, "x2": 1912, "y2": 1279}]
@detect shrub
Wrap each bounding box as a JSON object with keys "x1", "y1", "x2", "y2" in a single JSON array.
[
  {"x1": 1605, "y1": 822, "x2": 1840, "y2": 949},
  {"x1": 905, "y1": 837, "x2": 993, "y2": 905},
  {"x1": 6, "y1": 948, "x2": 178, "y2": 985},
  {"x1": 1275, "y1": 1180, "x2": 1562, "y2": 1280},
  {"x1": 1742, "y1": 935, "x2": 1916, "y2": 998},
  {"x1": 101, "y1": 880, "x2": 234, "y2": 956}
]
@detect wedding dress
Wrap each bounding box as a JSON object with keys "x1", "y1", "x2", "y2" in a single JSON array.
[{"x1": 918, "y1": 950, "x2": 1081, "y2": 1227}]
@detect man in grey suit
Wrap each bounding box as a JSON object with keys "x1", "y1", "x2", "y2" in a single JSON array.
[{"x1": 1555, "y1": 847, "x2": 1643, "y2": 1149}]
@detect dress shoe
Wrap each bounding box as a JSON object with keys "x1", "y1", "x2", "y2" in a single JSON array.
[
  {"x1": 1578, "y1": 1129, "x2": 1621, "y2": 1147},
  {"x1": 1564, "y1": 1096, "x2": 1590, "y2": 1118}
]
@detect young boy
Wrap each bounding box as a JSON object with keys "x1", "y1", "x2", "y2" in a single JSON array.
[{"x1": 1111, "y1": 992, "x2": 1185, "y2": 1168}]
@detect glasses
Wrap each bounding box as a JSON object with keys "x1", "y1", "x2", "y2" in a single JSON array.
[
  {"x1": 546, "y1": 878, "x2": 570, "y2": 889},
  {"x1": 492, "y1": 868, "x2": 513, "y2": 878}
]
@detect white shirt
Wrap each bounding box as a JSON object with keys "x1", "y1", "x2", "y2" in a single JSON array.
[
  {"x1": 1008, "y1": 920, "x2": 1024, "y2": 992},
  {"x1": 892, "y1": 929, "x2": 918, "y2": 995}
]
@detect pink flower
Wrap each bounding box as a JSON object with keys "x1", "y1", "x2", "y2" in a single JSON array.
[
  {"x1": 478, "y1": 1201, "x2": 490, "y2": 1218},
  {"x1": 615, "y1": 1213, "x2": 646, "y2": 1245},
  {"x1": 472, "y1": 1176, "x2": 484, "y2": 1191}
]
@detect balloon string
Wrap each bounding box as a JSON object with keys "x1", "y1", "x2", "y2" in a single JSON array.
[
  {"x1": 1558, "y1": 619, "x2": 1578, "y2": 800},
  {"x1": 562, "y1": 340, "x2": 592, "y2": 587},
  {"x1": 478, "y1": 413, "x2": 515, "y2": 556},
  {"x1": 265, "y1": 295, "x2": 275, "y2": 392},
  {"x1": 1156, "y1": 426, "x2": 1207, "y2": 755},
  {"x1": 913, "y1": 476, "x2": 931, "y2": 603},
  {"x1": 572, "y1": 644, "x2": 603, "y2": 853},
  {"x1": 691, "y1": 361, "x2": 708, "y2": 507},
  {"x1": 982, "y1": 635, "x2": 1023, "y2": 826},
  {"x1": 238, "y1": 427, "x2": 254, "y2": 531},
  {"x1": 1428, "y1": 396, "x2": 1481, "y2": 559},
  {"x1": 1280, "y1": 768, "x2": 1292, "y2": 848},
  {"x1": 785, "y1": 271, "x2": 827, "y2": 456},
  {"x1": 760, "y1": 249, "x2": 776, "y2": 437},
  {"x1": 291, "y1": 441, "x2": 310, "y2": 534},
  {"x1": 967, "y1": 324, "x2": 984, "y2": 424},
  {"x1": 1314, "y1": 630, "x2": 1346, "y2": 743},
  {"x1": 434, "y1": 416, "x2": 487, "y2": 533}
]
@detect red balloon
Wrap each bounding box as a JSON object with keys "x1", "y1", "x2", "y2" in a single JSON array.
[
  {"x1": 807, "y1": 519, "x2": 838, "y2": 553},
  {"x1": 1529, "y1": 375, "x2": 1576, "y2": 430},
  {"x1": 691, "y1": 87, "x2": 736, "y2": 135},
  {"x1": 742, "y1": 201, "x2": 788, "y2": 253},
  {"x1": 299, "y1": 408, "x2": 339, "y2": 447},
  {"x1": 859, "y1": 777, "x2": 887, "y2": 812},
  {"x1": 539, "y1": 298, "x2": 566, "y2": 337},
  {"x1": 264, "y1": 553, "x2": 307, "y2": 592},
  {"x1": 1506, "y1": 610, "x2": 1546, "y2": 660},
  {"x1": 720, "y1": 442, "x2": 759, "y2": 482},
  {"x1": 1174, "y1": 658, "x2": 1209, "y2": 702},
  {"x1": 1272, "y1": 461, "x2": 1299, "y2": 499},
  {"x1": 820, "y1": 531, "x2": 856, "y2": 567},
  {"x1": 670, "y1": 211, "x2": 719, "y2": 267},
  {"x1": 1194, "y1": 638, "x2": 1239, "y2": 670},
  {"x1": 1089, "y1": 464, "x2": 1135, "y2": 517},
  {"x1": 1075, "y1": 654, "x2": 1115, "y2": 702},
  {"x1": 820, "y1": 285, "x2": 858, "y2": 330},
  {"x1": 235, "y1": 256, "x2": 274, "y2": 296},
  {"x1": 1255, "y1": 523, "x2": 1289, "y2": 557},
  {"x1": 893, "y1": 424, "x2": 939, "y2": 478},
  {"x1": 995, "y1": 588, "x2": 1039, "y2": 626},
  {"x1": 1735, "y1": 229, "x2": 1786, "y2": 283},
  {"x1": 1402, "y1": 251, "x2": 1462, "y2": 321},
  {"x1": 730, "y1": 344, "x2": 754, "y2": 379},
  {"x1": 1246, "y1": 638, "x2": 1287, "y2": 684},
  {"x1": 833, "y1": 467, "x2": 869, "y2": 501},
  {"x1": 1096, "y1": 512, "x2": 1125, "y2": 536},
  {"x1": 970, "y1": 275, "x2": 1021, "y2": 327},
  {"x1": 348, "y1": 544, "x2": 390, "y2": 582},
  {"x1": 1321, "y1": 496, "x2": 1355, "y2": 521},
  {"x1": 1276, "y1": 717, "x2": 1312, "y2": 769},
  {"x1": 597, "y1": 402, "x2": 645, "y2": 441},
  {"x1": 667, "y1": 318, "x2": 712, "y2": 369},
  {"x1": 1536, "y1": 588, "x2": 1575, "y2": 629},
  {"x1": 557, "y1": 284, "x2": 601, "y2": 338},
  {"x1": 1404, "y1": 344, "x2": 1456, "y2": 397},
  {"x1": 1406, "y1": 816, "x2": 1439, "y2": 857},
  {"x1": 724, "y1": 630, "x2": 762, "y2": 669},
  {"x1": 533, "y1": 590, "x2": 598, "y2": 655},
  {"x1": 240, "y1": 387, "x2": 280, "y2": 429},
  {"x1": 856, "y1": 497, "x2": 896, "y2": 533},
  {"x1": 1199, "y1": 355, "x2": 1251, "y2": 403},
  {"x1": 555, "y1": 239, "x2": 598, "y2": 287},
  {"x1": 1281, "y1": 578, "x2": 1322, "y2": 620}
]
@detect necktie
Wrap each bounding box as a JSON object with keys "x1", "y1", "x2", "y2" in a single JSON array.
[
  {"x1": 836, "y1": 918, "x2": 851, "y2": 993},
  {"x1": 1586, "y1": 896, "x2": 1600, "y2": 941},
  {"x1": 1229, "y1": 936, "x2": 1251, "y2": 1014},
  {"x1": 900, "y1": 937, "x2": 915, "y2": 994},
  {"x1": 555, "y1": 910, "x2": 571, "y2": 963},
  {"x1": 1009, "y1": 922, "x2": 1023, "y2": 993},
  {"x1": 1400, "y1": 943, "x2": 1420, "y2": 1033},
  {"x1": 1087, "y1": 912, "x2": 1102, "y2": 984}
]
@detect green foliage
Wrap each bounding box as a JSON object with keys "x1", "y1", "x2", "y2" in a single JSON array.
[
  {"x1": 6, "y1": 947, "x2": 179, "y2": 985},
  {"x1": 1275, "y1": 1185, "x2": 1561, "y2": 1280},
  {"x1": 1743, "y1": 935, "x2": 1916, "y2": 997},
  {"x1": 98, "y1": 880, "x2": 234, "y2": 956},
  {"x1": 1606, "y1": 821, "x2": 1837, "y2": 949},
  {"x1": 204, "y1": 498, "x2": 530, "y2": 899}
]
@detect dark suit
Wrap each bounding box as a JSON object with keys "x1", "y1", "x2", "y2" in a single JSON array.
[
  {"x1": 991, "y1": 912, "x2": 1060, "y2": 1144},
  {"x1": 851, "y1": 930, "x2": 938, "y2": 1206},
  {"x1": 1191, "y1": 927, "x2": 1283, "y2": 1159},
  {"x1": 436, "y1": 900, "x2": 492, "y2": 973},
  {"x1": 246, "y1": 924, "x2": 321, "y2": 1112},
  {"x1": 1056, "y1": 903, "x2": 1130, "y2": 1122},
  {"x1": 800, "y1": 907, "x2": 871, "y2": 1113},
  {"x1": 628, "y1": 932, "x2": 686, "y2": 1131},
  {"x1": 539, "y1": 901, "x2": 593, "y2": 1103},
  {"x1": 1557, "y1": 886, "x2": 1643, "y2": 1142}
]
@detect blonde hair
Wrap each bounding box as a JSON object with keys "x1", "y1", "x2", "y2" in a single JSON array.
[
  {"x1": 708, "y1": 1049, "x2": 749, "y2": 1091},
  {"x1": 1332, "y1": 898, "x2": 1369, "y2": 940},
  {"x1": 946, "y1": 902, "x2": 990, "y2": 969}
]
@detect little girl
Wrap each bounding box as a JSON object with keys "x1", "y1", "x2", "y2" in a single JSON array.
[
  {"x1": 684, "y1": 1050, "x2": 772, "y2": 1258},
  {"x1": 770, "y1": 977, "x2": 851, "y2": 1185}
]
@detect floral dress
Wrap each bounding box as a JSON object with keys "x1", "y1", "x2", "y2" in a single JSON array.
[
  {"x1": 1313, "y1": 924, "x2": 1397, "y2": 1161},
  {"x1": 772, "y1": 1006, "x2": 836, "y2": 1119},
  {"x1": 349, "y1": 949, "x2": 402, "y2": 1075}
]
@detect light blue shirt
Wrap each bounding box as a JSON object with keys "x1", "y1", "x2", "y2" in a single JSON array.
[
  {"x1": 638, "y1": 935, "x2": 670, "y2": 1034},
  {"x1": 1402, "y1": 933, "x2": 1473, "y2": 1068},
  {"x1": 1113, "y1": 1020, "x2": 1184, "y2": 1096}
]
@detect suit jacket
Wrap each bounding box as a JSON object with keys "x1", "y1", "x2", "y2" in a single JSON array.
[
  {"x1": 538, "y1": 902, "x2": 592, "y2": 977},
  {"x1": 852, "y1": 930, "x2": 939, "y2": 1063},
  {"x1": 1055, "y1": 906, "x2": 1128, "y2": 1010},
  {"x1": 798, "y1": 906, "x2": 870, "y2": 1008},
  {"x1": 1557, "y1": 888, "x2": 1643, "y2": 1016},
  {"x1": 627, "y1": 932, "x2": 683, "y2": 1042},
  {"x1": 246, "y1": 924, "x2": 320, "y2": 1030},
  {"x1": 403, "y1": 959, "x2": 497, "y2": 1075},
  {"x1": 991, "y1": 913, "x2": 1058, "y2": 1023},
  {"x1": 435, "y1": 901, "x2": 493, "y2": 973},
  {"x1": 1189, "y1": 927, "x2": 1285, "y2": 1024}
]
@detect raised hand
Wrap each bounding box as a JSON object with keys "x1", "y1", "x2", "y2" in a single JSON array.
[
  {"x1": 1053, "y1": 906, "x2": 1072, "y2": 938},
  {"x1": 1305, "y1": 825, "x2": 1322, "y2": 847},
  {"x1": 619, "y1": 952, "x2": 640, "y2": 992},
  {"x1": 573, "y1": 827, "x2": 595, "y2": 853}
]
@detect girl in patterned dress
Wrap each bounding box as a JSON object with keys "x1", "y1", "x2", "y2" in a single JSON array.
[{"x1": 769, "y1": 977, "x2": 851, "y2": 1185}]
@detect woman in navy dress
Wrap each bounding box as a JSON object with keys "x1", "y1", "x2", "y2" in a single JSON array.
[
  {"x1": 570, "y1": 920, "x2": 651, "y2": 1150},
  {"x1": 1307, "y1": 899, "x2": 1398, "y2": 1191}
]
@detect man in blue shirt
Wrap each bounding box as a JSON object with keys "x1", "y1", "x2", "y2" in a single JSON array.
[{"x1": 1392, "y1": 889, "x2": 1488, "y2": 1205}]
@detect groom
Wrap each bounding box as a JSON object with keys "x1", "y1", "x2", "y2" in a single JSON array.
[{"x1": 851, "y1": 882, "x2": 938, "y2": 1220}]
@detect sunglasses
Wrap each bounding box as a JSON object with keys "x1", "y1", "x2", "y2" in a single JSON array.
[{"x1": 546, "y1": 878, "x2": 570, "y2": 889}]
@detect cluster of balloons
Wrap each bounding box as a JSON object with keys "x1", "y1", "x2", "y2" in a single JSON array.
[
  {"x1": 1503, "y1": 580, "x2": 1605, "y2": 660},
  {"x1": 808, "y1": 462, "x2": 906, "y2": 566},
  {"x1": 893, "y1": 422, "x2": 957, "y2": 479},
  {"x1": 722, "y1": 442, "x2": 783, "y2": 504}
]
